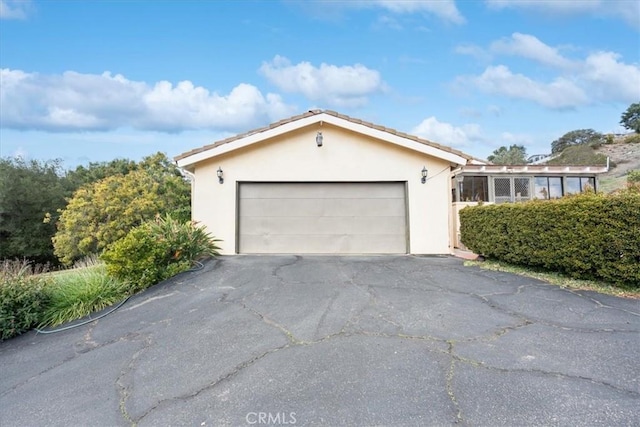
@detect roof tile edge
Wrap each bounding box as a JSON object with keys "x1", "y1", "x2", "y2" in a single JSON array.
[{"x1": 174, "y1": 109, "x2": 473, "y2": 163}]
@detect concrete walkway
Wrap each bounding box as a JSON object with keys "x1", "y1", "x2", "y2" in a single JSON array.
[{"x1": 1, "y1": 256, "x2": 638, "y2": 426}]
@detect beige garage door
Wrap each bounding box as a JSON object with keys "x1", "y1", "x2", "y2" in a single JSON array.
[{"x1": 238, "y1": 182, "x2": 408, "y2": 254}]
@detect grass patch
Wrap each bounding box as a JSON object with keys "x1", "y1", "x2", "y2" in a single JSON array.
[
  {"x1": 39, "y1": 258, "x2": 129, "y2": 327},
  {"x1": 464, "y1": 259, "x2": 640, "y2": 299}
]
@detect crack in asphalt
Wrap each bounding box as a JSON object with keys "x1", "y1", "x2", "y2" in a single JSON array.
[
  {"x1": 458, "y1": 319, "x2": 534, "y2": 343},
  {"x1": 1, "y1": 325, "x2": 139, "y2": 399},
  {"x1": 271, "y1": 256, "x2": 301, "y2": 281},
  {"x1": 448, "y1": 351, "x2": 640, "y2": 398},
  {"x1": 314, "y1": 290, "x2": 340, "y2": 338},
  {"x1": 445, "y1": 342, "x2": 464, "y2": 424},
  {"x1": 133, "y1": 343, "x2": 290, "y2": 425},
  {"x1": 564, "y1": 289, "x2": 640, "y2": 317},
  {"x1": 116, "y1": 334, "x2": 153, "y2": 427},
  {"x1": 402, "y1": 262, "x2": 639, "y2": 334},
  {"x1": 6, "y1": 257, "x2": 636, "y2": 426}
]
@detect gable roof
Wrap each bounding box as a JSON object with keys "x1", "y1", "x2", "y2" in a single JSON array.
[{"x1": 175, "y1": 110, "x2": 472, "y2": 169}]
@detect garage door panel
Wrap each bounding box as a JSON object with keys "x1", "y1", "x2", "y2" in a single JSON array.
[
  {"x1": 241, "y1": 182, "x2": 403, "y2": 199},
  {"x1": 241, "y1": 216, "x2": 406, "y2": 236},
  {"x1": 240, "y1": 234, "x2": 407, "y2": 254},
  {"x1": 238, "y1": 182, "x2": 407, "y2": 254},
  {"x1": 240, "y1": 198, "x2": 405, "y2": 218},
  {"x1": 240, "y1": 198, "x2": 325, "y2": 217}
]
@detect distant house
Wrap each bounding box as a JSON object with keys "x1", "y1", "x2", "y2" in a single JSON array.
[{"x1": 175, "y1": 110, "x2": 607, "y2": 255}]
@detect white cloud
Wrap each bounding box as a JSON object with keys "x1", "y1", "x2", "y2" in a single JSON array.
[
  {"x1": 0, "y1": 0, "x2": 31, "y2": 19},
  {"x1": 259, "y1": 55, "x2": 384, "y2": 108},
  {"x1": 486, "y1": 0, "x2": 600, "y2": 13},
  {"x1": 456, "y1": 33, "x2": 640, "y2": 108},
  {"x1": 411, "y1": 116, "x2": 483, "y2": 147},
  {"x1": 458, "y1": 107, "x2": 482, "y2": 118},
  {"x1": 488, "y1": 105, "x2": 503, "y2": 116},
  {"x1": 455, "y1": 43, "x2": 492, "y2": 62},
  {"x1": 485, "y1": 0, "x2": 639, "y2": 28},
  {"x1": 373, "y1": 0, "x2": 465, "y2": 24},
  {"x1": 582, "y1": 51, "x2": 640, "y2": 102},
  {"x1": 465, "y1": 65, "x2": 588, "y2": 109},
  {"x1": 500, "y1": 131, "x2": 533, "y2": 146},
  {"x1": 373, "y1": 15, "x2": 403, "y2": 30},
  {"x1": 0, "y1": 69, "x2": 296, "y2": 132},
  {"x1": 490, "y1": 33, "x2": 575, "y2": 69},
  {"x1": 457, "y1": 33, "x2": 575, "y2": 68},
  {"x1": 411, "y1": 117, "x2": 539, "y2": 157},
  {"x1": 301, "y1": 0, "x2": 465, "y2": 25}
]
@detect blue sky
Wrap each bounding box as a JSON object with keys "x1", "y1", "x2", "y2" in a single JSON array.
[{"x1": 1, "y1": 0, "x2": 639, "y2": 168}]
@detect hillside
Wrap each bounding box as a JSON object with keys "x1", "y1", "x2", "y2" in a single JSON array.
[{"x1": 597, "y1": 136, "x2": 640, "y2": 193}]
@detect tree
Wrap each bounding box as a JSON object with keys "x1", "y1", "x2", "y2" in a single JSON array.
[
  {"x1": 551, "y1": 129, "x2": 605, "y2": 154},
  {"x1": 52, "y1": 153, "x2": 190, "y2": 265},
  {"x1": 0, "y1": 158, "x2": 71, "y2": 264},
  {"x1": 487, "y1": 145, "x2": 528, "y2": 164},
  {"x1": 620, "y1": 103, "x2": 640, "y2": 133},
  {"x1": 66, "y1": 158, "x2": 138, "y2": 189}
]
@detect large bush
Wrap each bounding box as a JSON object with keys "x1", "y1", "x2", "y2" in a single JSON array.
[
  {"x1": 0, "y1": 261, "x2": 51, "y2": 341},
  {"x1": 53, "y1": 153, "x2": 190, "y2": 265},
  {"x1": 102, "y1": 216, "x2": 220, "y2": 292},
  {"x1": 460, "y1": 191, "x2": 640, "y2": 287}
]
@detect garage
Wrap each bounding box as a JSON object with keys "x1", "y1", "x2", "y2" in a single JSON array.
[
  {"x1": 238, "y1": 182, "x2": 408, "y2": 254},
  {"x1": 176, "y1": 110, "x2": 470, "y2": 255}
]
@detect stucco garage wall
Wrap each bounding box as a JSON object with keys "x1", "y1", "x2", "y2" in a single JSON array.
[{"x1": 191, "y1": 124, "x2": 453, "y2": 255}]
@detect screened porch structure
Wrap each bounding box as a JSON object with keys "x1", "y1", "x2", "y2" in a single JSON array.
[
  {"x1": 452, "y1": 164, "x2": 610, "y2": 204},
  {"x1": 450, "y1": 164, "x2": 610, "y2": 250}
]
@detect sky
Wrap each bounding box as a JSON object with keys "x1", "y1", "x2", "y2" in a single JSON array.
[{"x1": 1, "y1": 0, "x2": 639, "y2": 168}]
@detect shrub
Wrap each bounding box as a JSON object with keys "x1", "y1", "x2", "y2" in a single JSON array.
[
  {"x1": 53, "y1": 153, "x2": 191, "y2": 265},
  {"x1": 102, "y1": 215, "x2": 220, "y2": 292},
  {"x1": 624, "y1": 133, "x2": 640, "y2": 144},
  {"x1": 0, "y1": 261, "x2": 51, "y2": 341},
  {"x1": 460, "y1": 192, "x2": 640, "y2": 287},
  {"x1": 39, "y1": 261, "x2": 128, "y2": 327}
]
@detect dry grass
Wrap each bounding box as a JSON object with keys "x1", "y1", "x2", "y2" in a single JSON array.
[{"x1": 464, "y1": 259, "x2": 639, "y2": 299}]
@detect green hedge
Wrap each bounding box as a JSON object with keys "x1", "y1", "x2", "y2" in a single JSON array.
[{"x1": 460, "y1": 191, "x2": 640, "y2": 287}]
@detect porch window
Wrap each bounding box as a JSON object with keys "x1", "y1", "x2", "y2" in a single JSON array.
[
  {"x1": 460, "y1": 176, "x2": 489, "y2": 202},
  {"x1": 493, "y1": 177, "x2": 532, "y2": 203},
  {"x1": 565, "y1": 177, "x2": 595, "y2": 194},
  {"x1": 534, "y1": 177, "x2": 563, "y2": 199}
]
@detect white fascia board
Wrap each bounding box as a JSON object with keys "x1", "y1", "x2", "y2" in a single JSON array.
[
  {"x1": 176, "y1": 115, "x2": 322, "y2": 168},
  {"x1": 319, "y1": 114, "x2": 468, "y2": 165},
  {"x1": 176, "y1": 112, "x2": 467, "y2": 168}
]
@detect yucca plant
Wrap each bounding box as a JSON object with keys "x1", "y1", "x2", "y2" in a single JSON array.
[{"x1": 148, "y1": 214, "x2": 221, "y2": 263}]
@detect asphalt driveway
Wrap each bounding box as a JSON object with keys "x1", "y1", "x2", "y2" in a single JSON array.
[{"x1": 1, "y1": 256, "x2": 639, "y2": 426}]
